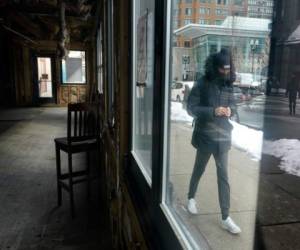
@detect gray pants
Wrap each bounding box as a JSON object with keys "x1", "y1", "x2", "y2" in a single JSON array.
[{"x1": 188, "y1": 149, "x2": 230, "y2": 220}]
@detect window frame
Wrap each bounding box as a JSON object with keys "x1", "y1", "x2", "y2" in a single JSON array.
[
  {"x1": 183, "y1": 18, "x2": 192, "y2": 25},
  {"x1": 127, "y1": 0, "x2": 203, "y2": 249},
  {"x1": 107, "y1": 0, "x2": 115, "y2": 127},
  {"x1": 60, "y1": 50, "x2": 87, "y2": 85},
  {"x1": 96, "y1": 23, "x2": 104, "y2": 94},
  {"x1": 33, "y1": 52, "x2": 57, "y2": 104},
  {"x1": 185, "y1": 7, "x2": 192, "y2": 16}
]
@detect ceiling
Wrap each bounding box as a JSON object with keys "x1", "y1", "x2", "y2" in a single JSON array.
[{"x1": 0, "y1": 0, "x2": 98, "y2": 43}]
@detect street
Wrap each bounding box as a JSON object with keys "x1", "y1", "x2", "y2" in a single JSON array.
[{"x1": 238, "y1": 94, "x2": 300, "y2": 139}]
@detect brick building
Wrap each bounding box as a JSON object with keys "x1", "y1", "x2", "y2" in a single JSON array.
[
  {"x1": 173, "y1": 0, "x2": 248, "y2": 47},
  {"x1": 248, "y1": 0, "x2": 274, "y2": 19},
  {"x1": 173, "y1": 0, "x2": 274, "y2": 48}
]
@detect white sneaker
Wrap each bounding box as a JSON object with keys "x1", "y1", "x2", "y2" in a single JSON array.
[
  {"x1": 221, "y1": 217, "x2": 242, "y2": 234},
  {"x1": 187, "y1": 198, "x2": 198, "y2": 215}
]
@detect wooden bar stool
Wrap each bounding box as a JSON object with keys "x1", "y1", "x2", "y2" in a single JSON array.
[{"x1": 54, "y1": 103, "x2": 99, "y2": 218}]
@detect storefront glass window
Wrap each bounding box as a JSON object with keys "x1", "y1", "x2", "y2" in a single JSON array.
[{"x1": 162, "y1": 0, "x2": 275, "y2": 248}]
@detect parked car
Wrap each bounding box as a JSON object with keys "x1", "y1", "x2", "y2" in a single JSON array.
[{"x1": 171, "y1": 81, "x2": 195, "y2": 102}]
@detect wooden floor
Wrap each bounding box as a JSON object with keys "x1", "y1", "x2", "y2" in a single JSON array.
[{"x1": 0, "y1": 107, "x2": 112, "y2": 250}]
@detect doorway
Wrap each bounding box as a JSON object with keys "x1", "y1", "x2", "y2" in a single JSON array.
[{"x1": 34, "y1": 55, "x2": 57, "y2": 104}]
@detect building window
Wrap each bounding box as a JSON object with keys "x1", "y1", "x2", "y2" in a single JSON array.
[
  {"x1": 173, "y1": 9, "x2": 180, "y2": 16},
  {"x1": 61, "y1": 51, "x2": 86, "y2": 84},
  {"x1": 124, "y1": 0, "x2": 296, "y2": 249},
  {"x1": 215, "y1": 19, "x2": 223, "y2": 25},
  {"x1": 198, "y1": 19, "x2": 209, "y2": 24},
  {"x1": 199, "y1": 7, "x2": 210, "y2": 15},
  {"x1": 184, "y1": 0, "x2": 193, "y2": 4},
  {"x1": 163, "y1": 1, "x2": 276, "y2": 249},
  {"x1": 216, "y1": 9, "x2": 228, "y2": 16},
  {"x1": 234, "y1": 0, "x2": 244, "y2": 5},
  {"x1": 185, "y1": 8, "x2": 193, "y2": 16},
  {"x1": 184, "y1": 19, "x2": 192, "y2": 25},
  {"x1": 173, "y1": 19, "x2": 180, "y2": 29},
  {"x1": 217, "y1": 0, "x2": 228, "y2": 4},
  {"x1": 184, "y1": 41, "x2": 191, "y2": 47}
]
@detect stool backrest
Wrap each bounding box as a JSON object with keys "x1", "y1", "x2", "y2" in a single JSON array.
[{"x1": 67, "y1": 103, "x2": 99, "y2": 143}]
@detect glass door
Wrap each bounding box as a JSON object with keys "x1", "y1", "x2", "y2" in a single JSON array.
[{"x1": 36, "y1": 56, "x2": 56, "y2": 103}]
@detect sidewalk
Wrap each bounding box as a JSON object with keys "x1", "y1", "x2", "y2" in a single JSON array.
[
  {"x1": 256, "y1": 95, "x2": 300, "y2": 250},
  {"x1": 169, "y1": 122, "x2": 259, "y2": 250},
  {"x1": 169, "y1": 116, "x2": 300, "y2": 250}
]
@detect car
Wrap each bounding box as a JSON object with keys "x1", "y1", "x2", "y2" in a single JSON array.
[{"x1": 171, "y1": 81, "x2": 195, "y2": 102}]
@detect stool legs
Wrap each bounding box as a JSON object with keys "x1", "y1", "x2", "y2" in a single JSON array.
[
  {"x1": 68, "y1": 152, "x2": 75, "y2": 218},
  {"x1": 55, "y1": 143, "x2": 98, "y2": 218},
  {"x1": 55, "y1": 145, "x2": 62, "y2": 206}
]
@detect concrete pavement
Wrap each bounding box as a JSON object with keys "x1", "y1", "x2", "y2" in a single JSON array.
[
  {"x1": 257, "y1": 95, "x2": 300, "y2": 250},
  {"x1": 169, "y1": 93, "x2": 300, "y2": 250},
  {"x1": 0, "y1": 108, "x2": 112, "y2": 250},
  {"x1": 169, "y1": 122, "x2": 260, "y2": 250}
]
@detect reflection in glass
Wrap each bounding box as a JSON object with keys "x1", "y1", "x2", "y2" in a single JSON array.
[{"x1": 163, "y1": 0, "x2": 274, "y2": 249}]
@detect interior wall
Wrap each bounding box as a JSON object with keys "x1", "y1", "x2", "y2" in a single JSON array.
[
  {"x1": 0, "y1": 32, "x2": 16, "y2": 106},
  {"x1": 98, "y1": 0, "x2": 149, "y2": 249},
  {"x1": 36, "y1": 41, "x2": 96, "y2": 105},
  {"x1": 2, "y1": 37, "x2": 95, "y2": 106}
]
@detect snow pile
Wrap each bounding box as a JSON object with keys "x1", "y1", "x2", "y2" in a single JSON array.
[
  {"x1": 171, "y1": 102, "x2": 193, "y2": 124},
  {"x1": 263, "y1": 139, "x2": 300, "y2": 177},
  {"x1": 229, "y1": 122, "x2": 300, "y2": 176},
  {"x1": 230, "y1": 120, "x2": 263, "y2": 160}
]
